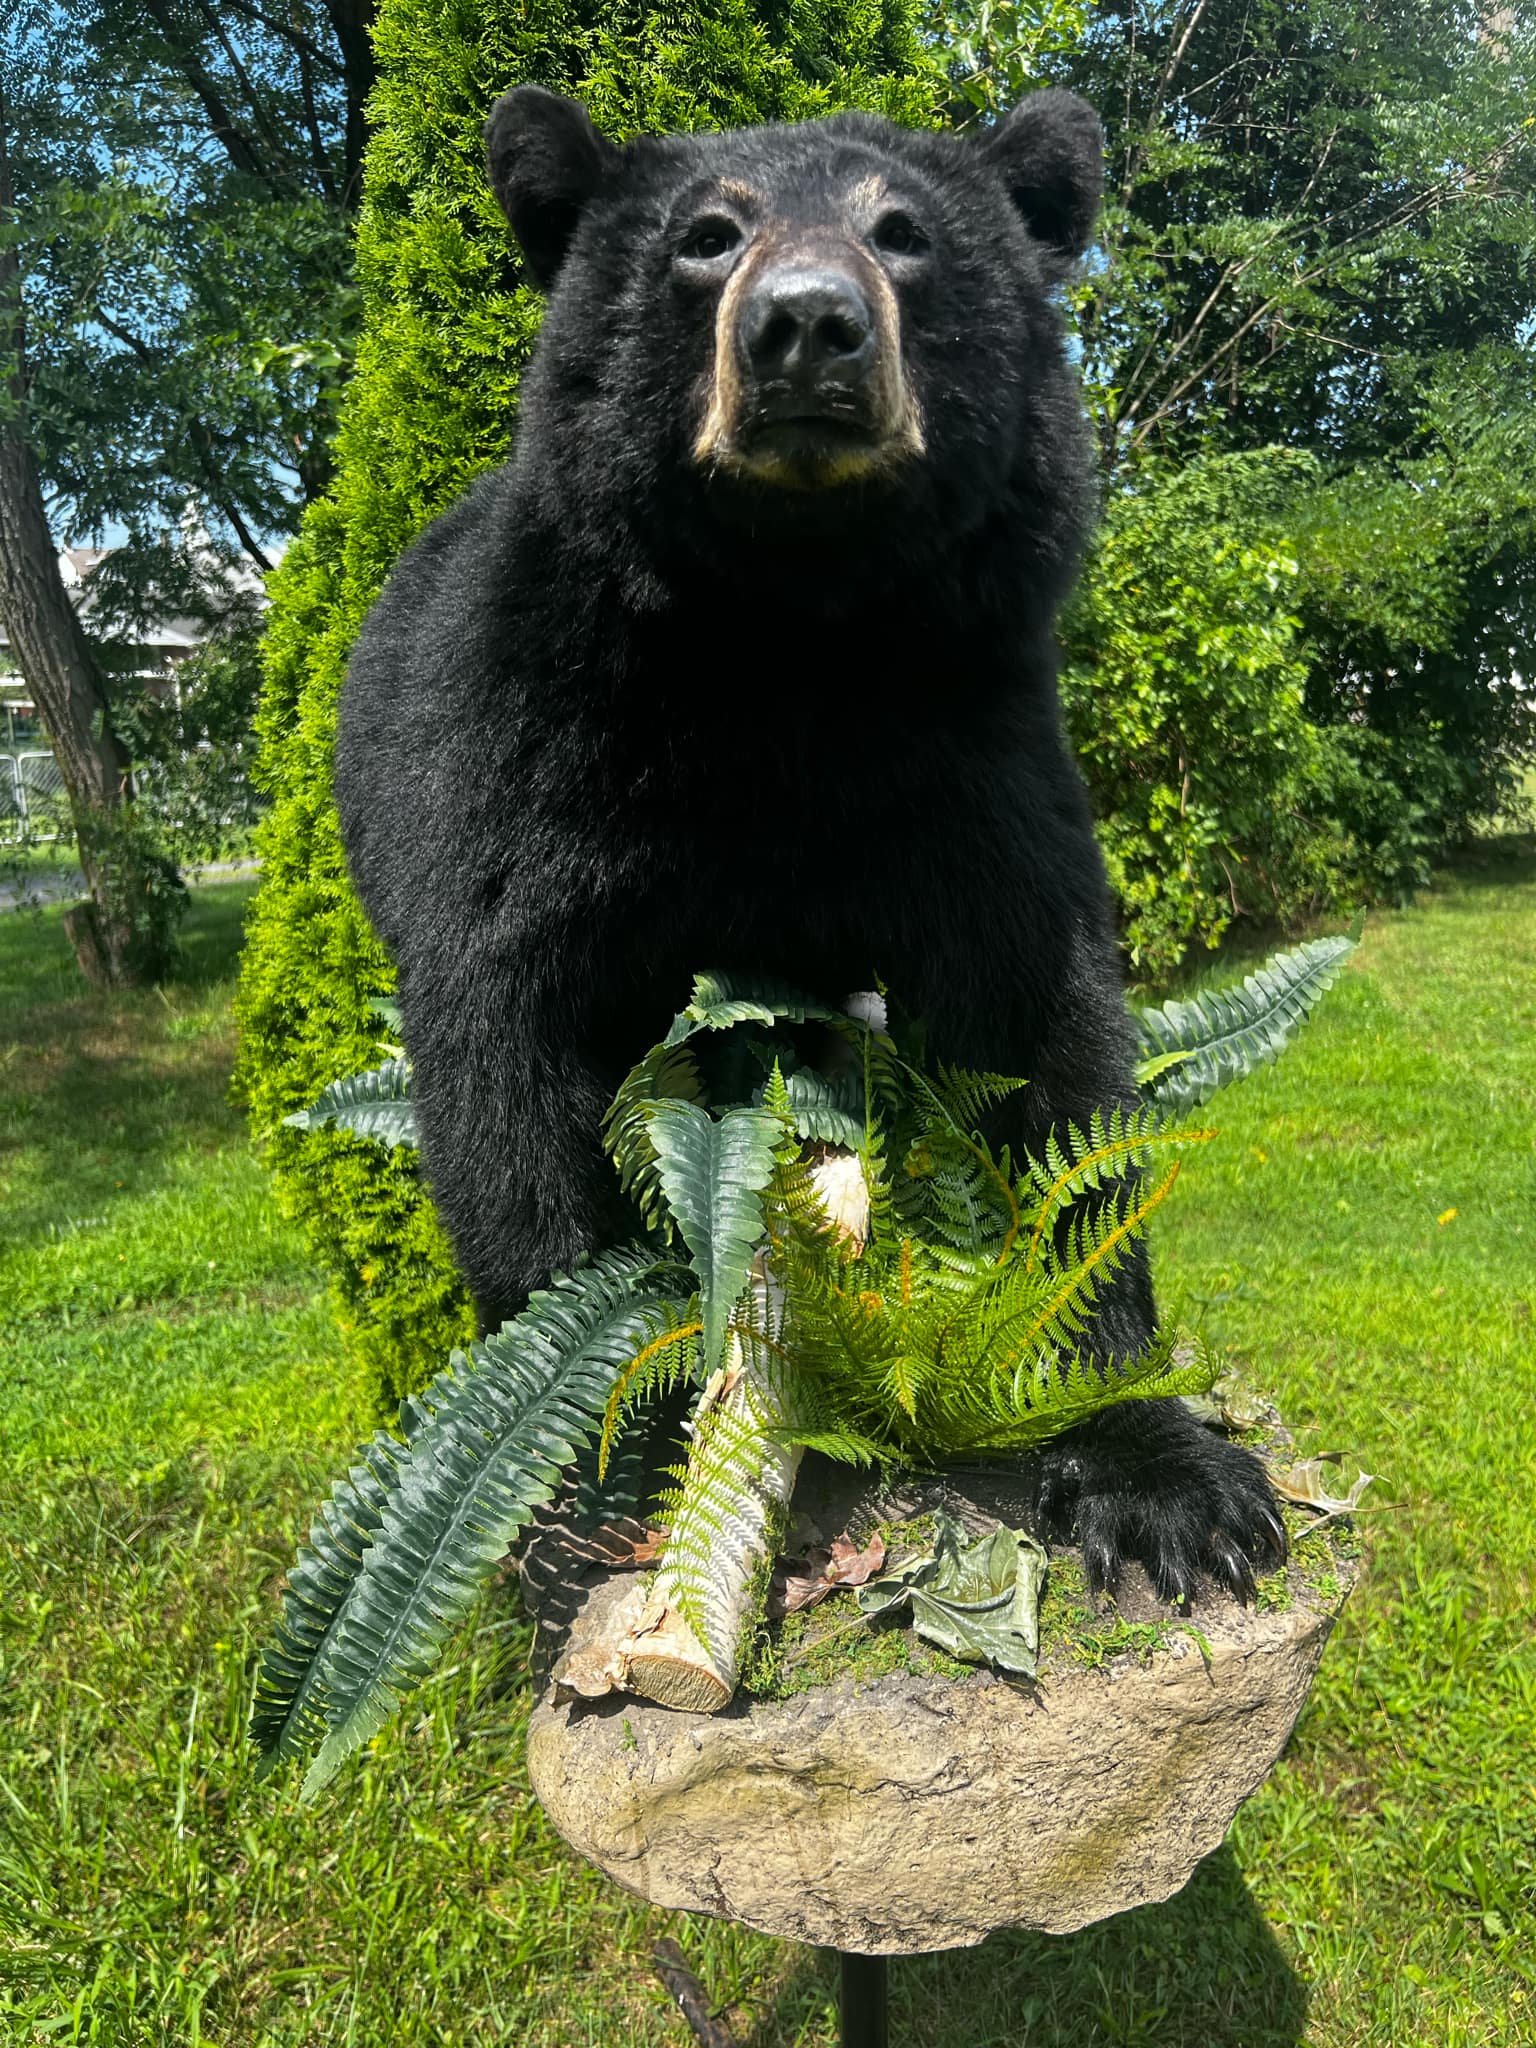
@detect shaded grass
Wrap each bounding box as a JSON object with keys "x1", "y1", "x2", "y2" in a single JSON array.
[{"x1": 1, "y1": 850, "x2": 1533, "y2": 2045}]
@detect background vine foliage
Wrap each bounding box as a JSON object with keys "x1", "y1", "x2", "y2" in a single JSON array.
[{"x1": 233, "y1": 0, "x2": 937, "y2": 1405}]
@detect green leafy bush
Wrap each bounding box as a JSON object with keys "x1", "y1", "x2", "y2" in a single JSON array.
[
  {"x1": 1059, "y1": 453, "x2": 1350, "y2": 976},
  {"x1": 233, "y1": 0, "x2": 938, "y2": 1409}
]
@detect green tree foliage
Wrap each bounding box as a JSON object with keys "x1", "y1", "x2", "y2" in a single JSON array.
[
  {"x1": 1059, "y1": 452, "x2": 1333, "y2": 969},
  {"x1": 234, "y1": 0, "x2": 936, "y2": 1403},
  {"x1": 1044, "y1": 0, "x2": 1536, "y2": 964},
  {"x1": 0, "y1": 0, "x2": 368, "y2": 982},
  {"x1": 8, "y1": 0, "x2": 366, "y2": 581},
  {"x1": 1065, "y1": 0, "x2": 1535, "y2": 473}
]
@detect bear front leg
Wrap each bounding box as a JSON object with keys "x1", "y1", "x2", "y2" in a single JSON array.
[
  {"x1": 942, "y1": 982, "x2": 1288, "y2": 1608},
  {"x1": 1014, "y1": 1064, "x2": 1288, "y2": 1606},
  {"x1": 400, "y1": 949, "x2": 626, "y2": 1336}
]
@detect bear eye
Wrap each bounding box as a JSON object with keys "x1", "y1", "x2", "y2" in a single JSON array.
[
  {"x1": 679, "y1": 217, "x2": 743, "y2": 263},
  {"x1": 874, "y1": 211, "x2": 927, "y2": 257}
]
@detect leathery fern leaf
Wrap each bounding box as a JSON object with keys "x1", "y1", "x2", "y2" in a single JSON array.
[
  {"x1": 662, "y1": 970, "x2": 842, "y2": 1047},
  {"x1": 601, "y1": 1041, "x2": 705, "y2": 1235},
  {"x1": 286, "y1": 1247, "x2": 676, "y2": 1798},
  {"x1": 1135, "y1": 927, "x2": 1359, "y2": 1113},
  {"x1": 777, "y1": 1066, "x2": 864, "y2": 1150},
  {"x1": 644, "y1": 1100, "x2": 784, "y2": 1372},
  {"x1": 283, "y1": 1058, "x2": 417, "y2": 1147},
  {"x1": 249, "y1": 1426, "x2": 406, "y2": 1779}
]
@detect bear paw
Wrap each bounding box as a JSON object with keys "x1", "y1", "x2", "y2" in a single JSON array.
[{"x1": 1034, "y1": 1397, "x2": 1288, "y2": 1607}]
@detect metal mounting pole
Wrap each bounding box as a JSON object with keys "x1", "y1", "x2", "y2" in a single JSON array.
[{"x1": 839, "y1": 1951, "x2": 889, "y2": 2048}]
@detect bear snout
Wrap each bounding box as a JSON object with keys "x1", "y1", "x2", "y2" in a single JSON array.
[
  {"x1": 695, "y1": 237, "x2": 924, "y2": 488},
  {"x1": 741, "y1": 263, "x2": 878, "y2": 393}
]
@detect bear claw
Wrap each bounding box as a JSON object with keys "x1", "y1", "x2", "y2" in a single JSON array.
[{"x1": 1035, "y1": 1397, "x2": 1288, "y2": 1608}]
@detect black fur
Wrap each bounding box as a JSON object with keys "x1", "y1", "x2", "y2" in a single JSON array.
[{"x1": 335, "y1": 91, "x2": 1285, "y2": 1605}]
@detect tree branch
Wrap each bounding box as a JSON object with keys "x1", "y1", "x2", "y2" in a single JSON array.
[{"x1": 136, "y1": 0, "x2": 288, "y2": 199}]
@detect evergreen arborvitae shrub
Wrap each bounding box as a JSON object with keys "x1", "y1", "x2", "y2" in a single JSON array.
[{"x1": 234, "y1": 0, "x2": 937, "y2": 1410}]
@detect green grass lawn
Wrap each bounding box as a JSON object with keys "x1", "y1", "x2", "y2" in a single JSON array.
[{"x1": 1, "y1": 851, "x2": 1532, "y2": 2046}]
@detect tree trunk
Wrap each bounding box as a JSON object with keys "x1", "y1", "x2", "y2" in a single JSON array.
[
  {"x1": 0, "y1": 94, "x2": 177, "y2": 988},
  {"x1": 322, "y1": 0, "x2": 378, "y2": 209}
]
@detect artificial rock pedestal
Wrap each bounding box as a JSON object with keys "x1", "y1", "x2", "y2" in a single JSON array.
[{"x1": 525, "y1": 1461, "x2": 1358, "y2": 1956}]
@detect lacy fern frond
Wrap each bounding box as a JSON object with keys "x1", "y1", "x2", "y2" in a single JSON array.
[
  {"x1": 598, "y1": 1303, "x2": 704, "y2": 1478},
  {"x1": 922, "y1": 1063, "x2": 1029, "y2": 1136},
  {"x1": 283, "y1": 1058, "x2": 417, "y2": 1147},
  {"x1": 1020, "y1": 1106, "x2": 1214, "y2": 1268},
  {"x1": 653, "y1": 1361, "x2": 799, "y2": 1652},
  {"x1": 963, "y1": 1327, "x2": 1212, "y2": 1452},
  {"x1": 1136, "y1": 928, "x2": 1359, "y2": 1113}
]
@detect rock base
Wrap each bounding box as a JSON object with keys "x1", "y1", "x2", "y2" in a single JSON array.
[{"x1": 527, "y1": 1479, "x2": 1357, "y2": 1954}]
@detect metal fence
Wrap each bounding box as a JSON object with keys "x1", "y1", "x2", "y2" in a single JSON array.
[{"x1": 0, "y1": 752, "x2": 69, "y2": 843}]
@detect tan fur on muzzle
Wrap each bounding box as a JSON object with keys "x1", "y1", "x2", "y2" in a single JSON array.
[{"x1": 693, "y1": 231, "x2": 924, "y2": 486}]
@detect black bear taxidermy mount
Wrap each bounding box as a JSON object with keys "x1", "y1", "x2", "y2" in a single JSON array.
[{"x1": 333, "y1": 85, "x2": 1287, "y2": 1609}]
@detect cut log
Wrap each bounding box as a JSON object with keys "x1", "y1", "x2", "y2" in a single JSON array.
[{"x1": 554, "y1": 1146, "x2": 869, "y2": 1713}]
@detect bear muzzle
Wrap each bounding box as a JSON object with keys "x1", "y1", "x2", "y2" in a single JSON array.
[{"x1": 694, "y1": 239, "x2": 924, "y2": 488}]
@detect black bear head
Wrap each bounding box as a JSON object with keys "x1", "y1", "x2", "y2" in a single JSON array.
[{"x1": 485, "y1": 86, "x2": 1102, "y2": 585}]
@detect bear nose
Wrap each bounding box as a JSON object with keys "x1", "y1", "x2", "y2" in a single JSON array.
[{"x1": 741, "y1": 265, "x2": 876, "y2": 387}]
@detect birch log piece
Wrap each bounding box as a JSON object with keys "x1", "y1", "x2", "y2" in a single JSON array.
[{"x1": 555, "y1": 1144, "x2": 870, "y2": 1713}]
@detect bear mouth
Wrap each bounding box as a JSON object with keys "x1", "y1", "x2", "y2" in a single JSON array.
[
  {"x1": 734, "y1": 405, "x2": 889, "y2": 482},
  {"x1": 748, "y1": 415, "x2": 875, "y2": 452}
]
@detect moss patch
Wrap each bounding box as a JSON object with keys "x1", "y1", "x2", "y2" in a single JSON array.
[
  {"x1": 741, "y1": 1499, "x2": 1359, "y2": 1701},
  {"x1": 1254, "y1": 1507, "x2": 1361, "y2": 1614}
]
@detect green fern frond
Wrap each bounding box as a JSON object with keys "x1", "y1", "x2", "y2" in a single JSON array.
[
  {"x1": 923, "y1": 1063, "x2": 1029, "y2": 1136},
  {"x1": 654, "y1": 1367, "x2": 799, "y2": 1652},
  {"x1": 1015, "y1": 1162, "x2": 1183, "y2": 1360},
  {"x1": 1135, "y1": 929, "x2": 1359, "y2": 1113},
  {"x1": 261, "y1": 1247, "x2": 672, "y2": 1797},
  {"x1": 757, "y1": 1060, "x2": 796, "y2": 1130},
  {"x1": 598, "y1": 1304, "x2": 704, "y2": 1477},
  {"x1": 906, "y1": 1157, "x2": 1013, "y2": 1261},
  {"x1": 1132, "y1": 1048, "x2": 1194, "y2": 1089},
  {"x1": 777, "y1": 1065, "x2": 864, "y2": 1150},
  {"x1": 1021, "y1": 1107, "x2": 1214, "y2": 1268},
  {"x1": 283, "y1": 1058, "x2": 417, "y2": 1147},
  {"x1": 249, "y1": 1426, "x2": 406, "y2": 1780},
  {"x1": 601, "y1": 1041, "x2": 705, "y2": 1235},
  {"x1": 781, "y1": 1426, "x2": 884, "y2": 1465},
  {"x1": 645, "y1": 1100, "x2": 784, "y2": 1371},
  {"x1": 962, "y1": 1328, "x2": 1214, "y2": 1452},
  {"x1": 662, "y1": 970, "x2": 842, "y2": 1047}
]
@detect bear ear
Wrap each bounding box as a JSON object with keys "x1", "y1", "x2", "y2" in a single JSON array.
[
  {"x1": 485, "y1": 85, "x2": 620, "y2": 290},
  {"x1": 980, "y1": 88, "x2": 1104, "y2": 275}
]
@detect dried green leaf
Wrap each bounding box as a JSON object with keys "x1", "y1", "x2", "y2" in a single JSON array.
[{"x1": 856, "y1": 1509, "x2": 1047, "y2": 1676}]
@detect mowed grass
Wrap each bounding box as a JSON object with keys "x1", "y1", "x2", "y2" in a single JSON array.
[{"x1": 1, "y1": 851, "x2": 1533, "y2": 2046}]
